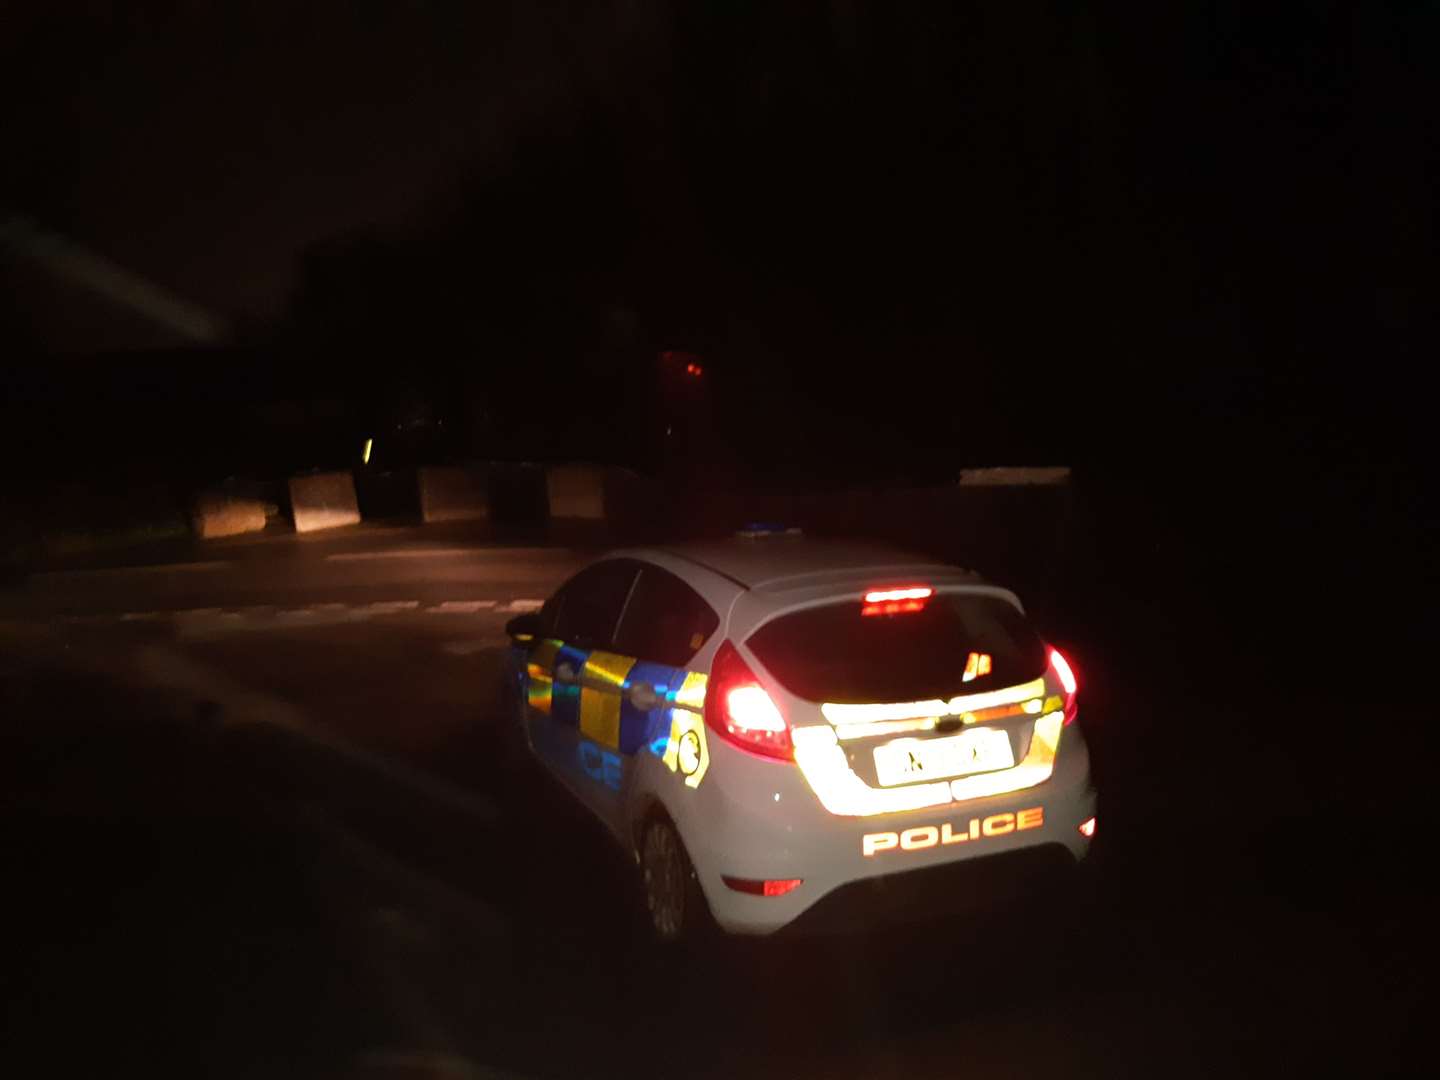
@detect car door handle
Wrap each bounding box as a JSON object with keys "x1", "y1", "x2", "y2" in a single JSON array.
[
  {"x1": 629, "y1": 684, "x2": 661, "y2": 710},
  {"x1": 556, "y1": 662, "x2": 578, "y2": 683}
]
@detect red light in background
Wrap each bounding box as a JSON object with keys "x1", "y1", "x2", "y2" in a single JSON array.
[{"x1": 1078, "y1": 817, "x2": 1096, "y2": 838}]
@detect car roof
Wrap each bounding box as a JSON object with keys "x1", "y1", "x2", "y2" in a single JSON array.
[{"x1": 650, "y1": 536, "x2": 980, "y2": 592}]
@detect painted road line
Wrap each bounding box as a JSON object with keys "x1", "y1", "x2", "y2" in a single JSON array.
[
  {"x1": 502, "y1": 599, "x2": 544, "y2": 612},
  {"x1": 428, "y1": 600, "x2": 497, "y2": 614},
  {"x1": 134, "y1": 645, "x2": 501, "y2": 824},
  {"x1": 33, "y1": 560, "x2": 234, "y2": 580},
  {"x1": 440, "y1": 638, "x2": 506, "y2": 656},
  {"x1": 325, "y1": 548, "x2": 479, "y2": 562},
  {"x1": 367, "y1": 600, "x2": 423, "y2": 613}
]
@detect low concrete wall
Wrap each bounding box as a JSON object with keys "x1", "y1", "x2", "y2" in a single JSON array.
[
  {"x1": 959, "y1": 466, "x2": 1071, "y2": 486},
  {"x1": 488, "y1": 463, "x2": 549, "y2": 524},
  {"x1": 418, "y1": 465, "x2": 489, "y2": 523},
  {"x1": 355, "y1": 468, "x2": 419, "y2": 520},
  {"x1": 547, "y1": 464, "x2": 606, "y2": 520},
  {"x1": 289, "y1": 471, "x2": 360, "y2": 533},
  {"x1": 190, "y1": 493, "x2": 267, "y2": 539}
]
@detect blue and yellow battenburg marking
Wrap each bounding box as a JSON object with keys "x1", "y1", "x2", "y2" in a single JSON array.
[
  {"x1": 661, "y1": 672, "x2": 709, "y2": 788},
  {"x1": 522, "y1": 639, "x2": 710, "y2": 788}
]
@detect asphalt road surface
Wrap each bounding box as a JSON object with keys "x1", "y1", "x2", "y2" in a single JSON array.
[{"x1": 1, "y1": 527, "x2": 1423, "y2": 1078}]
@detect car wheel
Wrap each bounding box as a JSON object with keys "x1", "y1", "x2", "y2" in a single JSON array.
[{"x1": 640, "y1": 818, "x2": 707, "y2": 943}]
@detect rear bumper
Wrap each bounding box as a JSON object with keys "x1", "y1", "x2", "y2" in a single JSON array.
[
  {"x1": 780, "y1": 842, "x2": 1082, "y2": 937},
  {"x1": 673, "y1": 725, "x2": 1096, "y2": 935}
]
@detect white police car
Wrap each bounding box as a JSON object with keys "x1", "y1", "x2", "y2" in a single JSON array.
[{"x1": 504, "y1": 532, "x2": 1095, "y2": 940}]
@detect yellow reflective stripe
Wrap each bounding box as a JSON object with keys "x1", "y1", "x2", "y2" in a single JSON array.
[
  {"x1": 673, "y1": 670, "x2": 708, "y2": 712},
  {"x1": 822, "y1": 699, "x2": 950, "y2": 725},
  {"x1": 792, "y1": 710, "x2": 1064, "y2": 817},
  {"x1": 947, "y1": 712, "x2": 1061, "y2": 801},
  {"x1": 946, "y1": 677, "x2": 1046, "y2": 715},
  {"x1": 823, "y1": 677, "x2": 1047, "y2": 739},
  {"x1": 525, "y1": 639, "x2": 562, "y2": 715},
  {"x1": 833, "y1": 717, "x2": 937, "y2": 741},
  {"x1": 583, "y1": 650, "x2": 633, "y2": 688},
  {"x1": 661, "y1": 705, "x2": 709, "y2": 788},
  {"x1": 579, "y1": 651, "x2": 634, "y2": 749}
]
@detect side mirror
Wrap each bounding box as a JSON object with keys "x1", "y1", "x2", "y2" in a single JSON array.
[{"x1": 505, "y1": 612, "x2": 542, "y2": 645}]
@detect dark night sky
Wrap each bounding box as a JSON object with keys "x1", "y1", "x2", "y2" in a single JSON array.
[{"x1": 2, "y1": 2, "x2": 1434, "y2": 489}]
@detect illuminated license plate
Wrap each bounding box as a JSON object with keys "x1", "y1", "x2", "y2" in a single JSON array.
[{"x1": 873, "y1": 727, "x2": 1015, "y2": 787}]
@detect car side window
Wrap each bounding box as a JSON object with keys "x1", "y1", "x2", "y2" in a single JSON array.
[
  {"x1": 551, "y1": 560, "x2": 639, "y2": 650},
  {"x1": 613, "y1": 565, "x2": 720, "y2": 668}
]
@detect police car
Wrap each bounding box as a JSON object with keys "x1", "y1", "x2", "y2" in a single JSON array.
[{"x1": 503, "y1": 532, "x2": 1095, "y2": 940}]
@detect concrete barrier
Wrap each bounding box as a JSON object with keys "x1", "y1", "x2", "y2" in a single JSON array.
[
  {"x1": 547, "y1": 464, "x2": 606, "y2": 520},
  {"x1": 190, "y1": 492, "x2": 267, "y2": 539},
  {"x1": 418, "y1": 465, "x2": 489, "y2": 523},
  {"x1": 958, "y1": 466, "x2": 1071, "y2": 486},
  {"x1": 289, "y1": 471, "x2": 360, "y2": 533},
  {"x1": 488, "y1": 463, "x2": 549, "y2": 525}
]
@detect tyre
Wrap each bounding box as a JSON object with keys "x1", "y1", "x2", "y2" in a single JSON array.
[{"x1": 639, "y1": 817, "x2": 711, "y2": 943}]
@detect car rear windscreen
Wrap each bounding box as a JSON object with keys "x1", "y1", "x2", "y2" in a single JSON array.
[{"x1": 745, "y1": 592, "x2": 1047, "y2": 703}]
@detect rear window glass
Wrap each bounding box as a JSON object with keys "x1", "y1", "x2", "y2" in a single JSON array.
[{"x1": 745, "y1": 592, "x2": 1046, "y2": 703}]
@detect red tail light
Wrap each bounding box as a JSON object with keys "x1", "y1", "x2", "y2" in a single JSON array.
[
  {"x1": 705, "y1": 640, "x2": 792, "y2": 760},
  {"x1": 1048, "y1": 646, "x2": 1079, "y2": 725}
]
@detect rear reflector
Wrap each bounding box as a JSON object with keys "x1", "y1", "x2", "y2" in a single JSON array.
[
  {"x1": 1078, "y1": 816, "x2": 1096, "y2": 838},
  {"x1": 722, "y1": 876, "x2": 803, "y2": 897}
]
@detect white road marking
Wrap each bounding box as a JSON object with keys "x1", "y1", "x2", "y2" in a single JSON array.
[
  {"x1": 429, "y1": 600, "x2": 497, "y2": 613},
  {"x1": 33, "y1": 560, "x2": 233, "y2": 580},
  {"x1": 440, "y1": 639, "x2": 504, "y2": 656},
  {"x1": 325, "y1": 548, "x2": 479, "y2": 561},
  {"x1": 133, "y1": 646, "x2": 501, "y2": 823},
  {"x1": 35, "y1": 598, "x2": 532, "y2": 632}
]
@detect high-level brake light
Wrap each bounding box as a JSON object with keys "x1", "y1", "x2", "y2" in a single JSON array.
[
  {"x1": 862, "y1": 585, "x2": 932, "y2": 616},
  {"x1": 1048, "y1": 647, "x2": 1079, "y2": 725},
  {"x1": 705, "y1": 641, "x2": 792, "y2": 760},
  {"x1": 864, "y1": 586, "x2": 933, "y2": 603}
]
